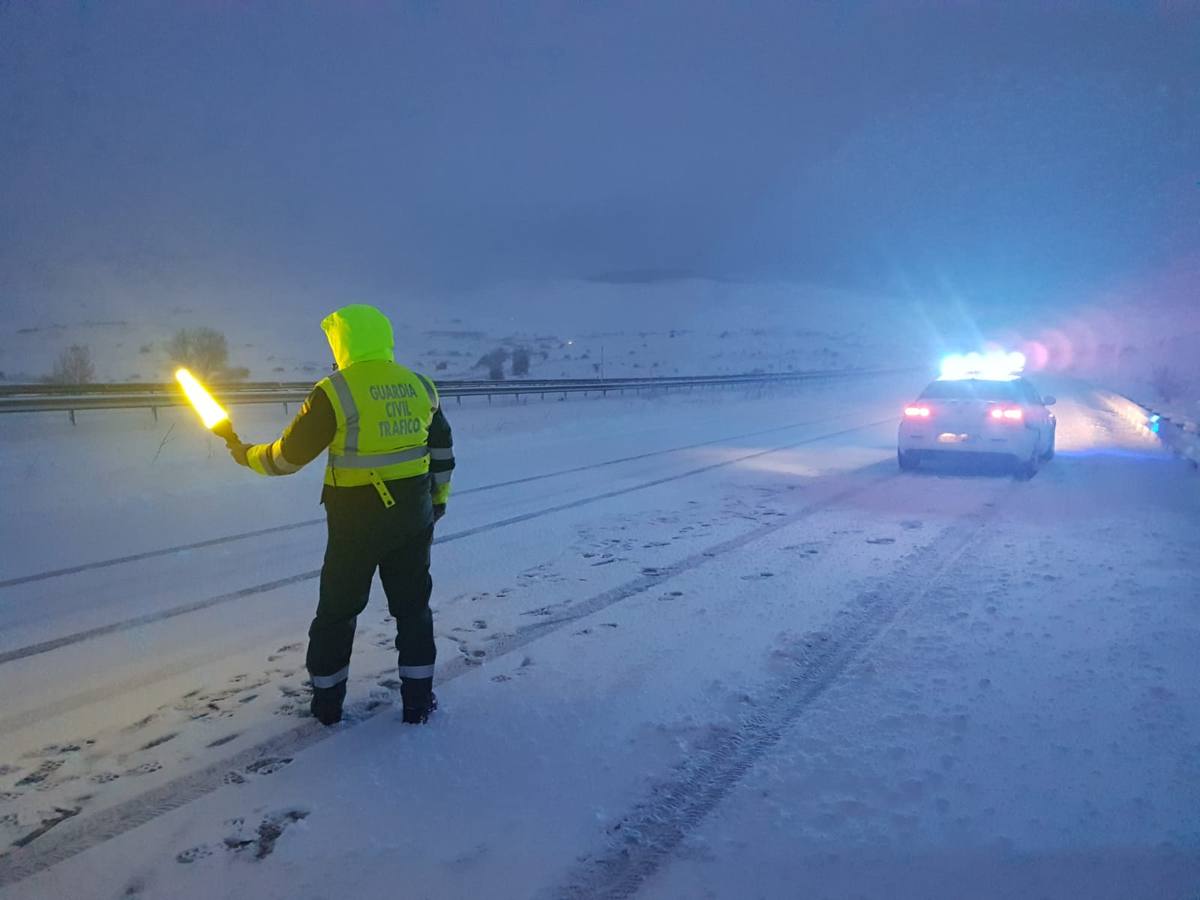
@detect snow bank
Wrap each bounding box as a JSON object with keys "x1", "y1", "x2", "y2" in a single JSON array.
[{"x1": 1148, "y1": 410, "x2": 1200, "y2": 469}]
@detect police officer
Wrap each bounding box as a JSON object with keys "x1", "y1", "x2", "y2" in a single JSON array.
[{"x1": 229, "y1": 304, "x2": 454, "y2": 726}]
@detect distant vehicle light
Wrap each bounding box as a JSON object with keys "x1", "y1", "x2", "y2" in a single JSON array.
[{"x1": 905, "y1": 406, "x2": 931, "y2": 418}]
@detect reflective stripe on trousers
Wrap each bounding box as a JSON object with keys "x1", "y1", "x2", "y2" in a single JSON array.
[
  {"x1": 398, "y1": 664, "x2": 435, "y2": 680},
  {"x1": 311, "y1": 665, "x2": 349, "y2": 689}
]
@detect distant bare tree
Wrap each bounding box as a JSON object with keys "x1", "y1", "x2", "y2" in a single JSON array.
[
  {"x1": 215, "y1": 366, "x2": 250, "y2": 383},
  {"x1": 474, "y1": 347, "x2": 508, "y2": 380},
  {"x1": 511, "y1": 346, "x2": 531, "y2": 377},
  {"x1": 166, "y1": 327, "x2": 229, "y2": 378},
  {"x1": 50, "y1": 344, "x2": 95, "y2": 384}
]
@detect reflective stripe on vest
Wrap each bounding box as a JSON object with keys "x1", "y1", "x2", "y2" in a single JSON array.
[
  {"x1": 330, "y1": 445, "x2": 429, "y2": 469},
  {"x1": 327, "y1": 370, "x2": 361, "y2": 453},
  {"x1": 320, "y1": 363, "x2": 435, "y2": 489}
]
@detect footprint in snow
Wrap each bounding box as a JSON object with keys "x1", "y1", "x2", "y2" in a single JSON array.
[
  {"x1": 244, "y1": 757, "x2": 293, "y2": 777},
  {"x1": 124, "y1": 761, "x2": 163, "y2": 777},
  {"x1": 221, "y1": 809, "x2": 310, "y2": 860},
  {"x1": 15, "y1": 760, "x2": 64, "y2": 787},
  {"x1": 175, "y1": 844, "x2": 215, "y2": 864},
  {"x1": 866, "y1": 537, "x2": 896, "y2": 545}
]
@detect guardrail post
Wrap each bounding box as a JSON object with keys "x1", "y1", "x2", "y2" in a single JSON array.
[
  {"x1": 69, "y1": 409, "x2": 76, "y2": 426},
  {"x1": 151, "y1": 406, "x2": 158, "y2": 422}
]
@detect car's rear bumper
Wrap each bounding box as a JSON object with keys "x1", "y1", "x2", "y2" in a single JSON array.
[
  {"x1": 900, "y1": 448, "x2": 1022, "y2": 467},
  {"x1": 898, "y1": 423, "x2": 1036, "y2": 458}
]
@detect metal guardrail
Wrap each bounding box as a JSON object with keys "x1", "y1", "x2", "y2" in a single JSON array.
[{"x1": 0, "y1": 369, "x2": 908, "y2": 424}]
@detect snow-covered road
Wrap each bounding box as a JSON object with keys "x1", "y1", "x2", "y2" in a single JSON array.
[{"x1": 1, "y1": 376, "x2": 1197, "y2": 899}]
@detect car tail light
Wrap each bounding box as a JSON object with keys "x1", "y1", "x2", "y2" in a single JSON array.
[
  {"x1": 905, "y1": 406, "x2": 931, "y2": 418},
  {"x1": 990, "y1": 406, "x2": 1024, "y2": 421}
]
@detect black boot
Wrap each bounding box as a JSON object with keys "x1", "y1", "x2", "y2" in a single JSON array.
[
  {"x1": 310, "y1": 681, "x2": 347, "y2": 726},
  {"x1": 401, "y1": 676, "x2": 437, "y2": 724},
  {"x1": 402, "y1": 692, "x2": 438, "y2": 725}
]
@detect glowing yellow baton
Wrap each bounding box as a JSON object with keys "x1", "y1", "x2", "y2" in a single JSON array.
[{"x1": 175, "y1": 368, "x2": 242, "y2": 447}]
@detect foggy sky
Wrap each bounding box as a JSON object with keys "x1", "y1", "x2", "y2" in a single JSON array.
[{"x1": 1, "y1": 1, "x2": 1196, "y2": 314}]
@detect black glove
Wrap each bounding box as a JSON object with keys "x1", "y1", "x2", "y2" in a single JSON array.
[
  {"x1": 229, "y1": 442, "x2": 251, "y2": 467},
  {"x1": 433, "y1": 503, "x2": 446, "y2": 523}
]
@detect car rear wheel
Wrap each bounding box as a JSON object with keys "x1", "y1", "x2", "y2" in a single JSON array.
[
  {"x1": 1017, "y1": 444, "x2": 1040, "y2": 480},
  {"x1": 898, "y1": 449, "x2": 920, "y2": 471},
  {"x1": 1041, "y1": 426, "x2": 1056, "y2": 461}
]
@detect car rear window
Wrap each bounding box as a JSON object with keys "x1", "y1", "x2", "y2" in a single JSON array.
[{"x1": 919, "y1": 379, "x2": 1023, "y2": 401}]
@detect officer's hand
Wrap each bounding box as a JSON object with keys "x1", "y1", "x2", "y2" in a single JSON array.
[
  {"x1": 228, "y1": 442, "x2": 251, "y2": 467},
  {"x1": 433, "y1": 503, "x2": 446, "y2": 523}
]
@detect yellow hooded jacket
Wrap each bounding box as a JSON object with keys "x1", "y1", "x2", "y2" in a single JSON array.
[{"x1": 244, "y1": 304, "x2": 454, "y2": 506}]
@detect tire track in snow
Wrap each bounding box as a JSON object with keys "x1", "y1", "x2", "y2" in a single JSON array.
[
  {"x1": 548, "y1": 486, "x2": 1016, "y2": 900},
  {"x1": 0, "y1": 460, "x2": 900, "y2": 887},
  {"x1": 0, "y1": 413, "x2": 866, "y2": 590},
  {"x1": 0, "y1": 419, "x2": 889, "y2": 667}
]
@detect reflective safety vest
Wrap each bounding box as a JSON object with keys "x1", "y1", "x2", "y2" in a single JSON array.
[{"x1": 316, "y1": 359, "x2": 440, "y2": 505}]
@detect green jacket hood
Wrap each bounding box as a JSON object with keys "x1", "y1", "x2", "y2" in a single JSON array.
[{"x1": 321, "y1": 305, "x2": 395, "y2": 370}]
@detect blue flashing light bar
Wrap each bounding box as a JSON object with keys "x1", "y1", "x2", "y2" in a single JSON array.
[{"x1": 940, "y1": 351, "x2": 1026, "y2": 381}]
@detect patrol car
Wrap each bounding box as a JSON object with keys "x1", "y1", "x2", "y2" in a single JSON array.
[{"x1": 898, "y1": 353, "x2": 1057, "y2": 478}]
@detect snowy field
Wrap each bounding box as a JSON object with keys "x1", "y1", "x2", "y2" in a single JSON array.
[
  {"x1": 0, "y1": 372, "x2": 1198, "y2": 899},
  {"x1": 0, "y1": 279, "x2": 930, "y2": 385}
]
